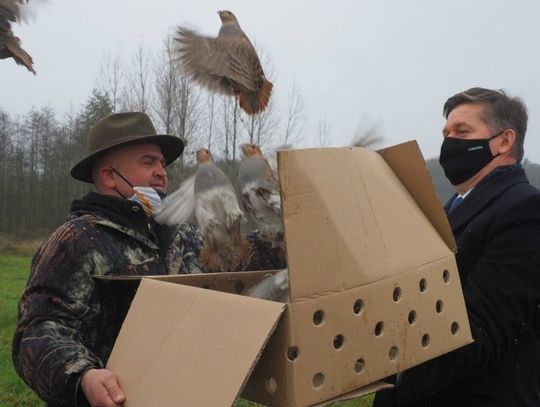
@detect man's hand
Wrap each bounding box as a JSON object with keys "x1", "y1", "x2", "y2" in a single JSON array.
[{"x1": 81, "y1": 368, "x2": 126, "y2": 407}]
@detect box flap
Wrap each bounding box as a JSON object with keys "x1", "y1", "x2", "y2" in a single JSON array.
[
  {"x1": 278, "y1": 146, "x2": 453, "y2": 300},
  {"x1": 106, "y1": 278, "x2": 285, "y2": 407},
  {"x1": 93, "y1": 270, "x2": 279, "y2": 295},
  {"x1": 377, "y1": 140, "x2": 456, "y2": 252}
]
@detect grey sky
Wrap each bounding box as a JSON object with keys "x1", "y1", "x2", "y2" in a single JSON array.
[{"x1": 2, "y1": 0, "x2": 540, "y2": 161}]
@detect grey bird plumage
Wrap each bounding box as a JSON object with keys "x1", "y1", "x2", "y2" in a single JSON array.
[
  {"x1": 194, "y1": 148, "x2": 251, "y2": 272},
  {"x1": 0, "y1": 0, "x2": 36, "y2": 73},
  {"x1": 174, "y1": 10, "x2": 273, "y2": 115},
  {"x1": 237, "y1": 143, "x2": 283, "y2": 251},
  {"x1": 246, "y1": 268, "x2": 289, "y2": 302}
]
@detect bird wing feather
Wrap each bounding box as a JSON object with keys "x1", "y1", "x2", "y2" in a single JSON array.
[
  {"x1": 0, "y1": 0, "x2": 36, "y2": 73},
  {"x1": 154, "y1": 175, "x2": 196, "y2": 226},
  {"x1": 176, "y1": 27, "x2": 264, "y2": 94},
  {"x1": 225, "y1": 39, "x2": 264, "y2": 92},
  {"x1": 175, "y1": 28, "x2": 235, "y2": 95}
]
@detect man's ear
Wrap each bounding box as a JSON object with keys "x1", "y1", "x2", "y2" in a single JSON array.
[
  {"x1": 497, "y1": 129, "x2": 516, "y2": 155},
  {"x1": 98, "y1": 166, "x2": 116, "y2": 189}
]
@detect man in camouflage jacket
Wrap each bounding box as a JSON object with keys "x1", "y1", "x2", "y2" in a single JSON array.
[{"x1": 12, "y1": 112, "x2": 285, "y2": 407}]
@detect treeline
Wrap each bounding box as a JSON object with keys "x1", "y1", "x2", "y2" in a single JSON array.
[
  {"x1": 3, "y1": 39, "x2": 540, "y2": 239},
  {"x1": 1, "y1": 38, "x2": 309, "y2": 238},
  {"x1": 426, "y1": 157, "x2": 540, "y2": 203}
]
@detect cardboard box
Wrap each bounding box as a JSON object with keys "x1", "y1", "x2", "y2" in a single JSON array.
[{"x1": 105, "y1": 140, "x2": 473, "y2": 407}]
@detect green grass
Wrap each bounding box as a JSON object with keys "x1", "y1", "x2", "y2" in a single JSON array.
[
  {"x1": 0, "y1": 254, "x2": 373, "y2": 407},
  {"x1": 0, "y1": 255, "x2": 43, "y2": 406}
]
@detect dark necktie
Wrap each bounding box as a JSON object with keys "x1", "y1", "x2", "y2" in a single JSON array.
[{"x1": 448, "y1": 196, "x2": 464, "y2": 213}]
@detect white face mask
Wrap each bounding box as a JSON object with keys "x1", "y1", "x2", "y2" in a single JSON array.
[
  {"x1": 111, "y1": 168, "x2": 166, "y2": 217},
  {"x1": 129, "y1": 186, "x2": 164, "y2": 217}
]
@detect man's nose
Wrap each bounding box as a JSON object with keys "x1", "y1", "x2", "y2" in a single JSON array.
[{"x1": 155, "y1": 163, "x2": 167, "y2": 177}]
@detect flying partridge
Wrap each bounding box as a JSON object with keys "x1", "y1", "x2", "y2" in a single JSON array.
[
  {"x1": 175, "y1": 10, "x2": 273, "y2": 115},
  {"x1": 0, "y1": 0, "x2": 35, "y2": 73}
]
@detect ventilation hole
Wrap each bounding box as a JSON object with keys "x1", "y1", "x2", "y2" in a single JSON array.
[
  {"x1": 419, "y1": 278, "x2": 428, "y2": 292},
  {"x1": 353, "y1": 299, "x2": 365, "y2": 315},
  {"x1": 408, "y1": 310, "x2": 417, "y2": 325},
  {"x1": 265, "y1": 377, "x2": 278, "y2": 394},
  {"x1": 436, "y1": 300, "x2": 444, "y2": 314},
  {"x1": 374, "y1": 321, "x2": 384, "y2": 336},
  {"x1": 354, "y1": 358, "x2": 365, "y2": 374},
  {"x1": 389, "y1": 346, "x2": 399, "y2": 361},
  {"x1": 234, "y1": 280, "x2": 245, "y2": 294},
  {"x1": 333, "y1": 334, "x2": 345, "y2": 350},
  {"x1": 392, "y1": 286, "x2": 402, "y2": 302},
  {"x1": 451, "y1": 321, "x2": 460, "y2": 335},
  {"x1": 312, "y1": 373, "x2": 325, "y2": 388},
  {"x1": 286, "y1": 346, "x2": 299, "y2": 362},
  {"x1": 443, "y1": 269, "x2": 451, "y2": 283},
  {"x1": 313, "y1": 310, "x2": 325, "y2": 326},
  {"x1": 421, "y1": 333, "x2": 430, "y2": 347}
]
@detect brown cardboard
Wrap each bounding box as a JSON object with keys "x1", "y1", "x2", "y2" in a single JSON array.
[
  {"x1": 244, "y1": 142, "x2": 472, "y2": 406},
  {"x1": 107, "y1": 278, "x2": 285, "y2": 407},
  {"x1": 107, "y1": 140, "x2": 472, "y2": 407}
]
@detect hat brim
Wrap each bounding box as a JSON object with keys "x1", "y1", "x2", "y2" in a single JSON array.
[{"x1": 70, "y1": 134, "x2": 185, "y2": 183}]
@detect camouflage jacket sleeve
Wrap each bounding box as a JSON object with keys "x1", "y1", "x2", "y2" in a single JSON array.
[
  {"x1": 175, "y1": 223, "x2": 286, "y2": 273},
  {"x1": 12, "y1": 222, "x2": 103, "y2": 406}
]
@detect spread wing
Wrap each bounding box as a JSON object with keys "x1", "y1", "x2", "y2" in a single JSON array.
[
  {"x1": 175, "y1": 28, "x2": 236, "y2": 95},
  {"x1": 195, "y1": 163, "x2": 251, "y2": 272},
  {"x1": 154, "y1": 175, "x2": 196, "y2": 226},
  {"x1": 175, "y1": 28, "x2": 264, "y2": 94},
  {"x1": 0, "y1": 0, "x2": 35, "y2": 73}
]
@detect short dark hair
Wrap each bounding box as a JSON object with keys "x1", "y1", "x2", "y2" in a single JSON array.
[{"x1": 443, "y1": 87, "x2": 528, "y2": 162}]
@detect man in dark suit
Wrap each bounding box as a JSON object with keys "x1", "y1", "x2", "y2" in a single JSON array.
[{"x1": 374, "y1": 87, "x2": 540, "y2": 406}]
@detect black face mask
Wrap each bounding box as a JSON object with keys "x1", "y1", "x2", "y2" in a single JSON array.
[{"x1": 439, "y1": 131, "x2": 504, "y2": 185}]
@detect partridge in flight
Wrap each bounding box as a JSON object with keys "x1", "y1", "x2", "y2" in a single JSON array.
[
  {"x1": 0, "y1": 0, "x2": 35, "y2": 73},
  {"x1": 175, "y1": 10, "x2": 273, "y2": 115}
]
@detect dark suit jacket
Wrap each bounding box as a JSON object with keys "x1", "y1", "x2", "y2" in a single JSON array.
[{"x1": 374, "y1": 165, "x2": 540, "y2": 407}]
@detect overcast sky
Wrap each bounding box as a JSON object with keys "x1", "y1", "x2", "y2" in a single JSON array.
[{"x1": 2, "y1": 0, "x2": 540, "y2": 162}]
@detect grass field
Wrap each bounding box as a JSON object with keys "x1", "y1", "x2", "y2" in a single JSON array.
[{"x1": 0, "y1": 252, "x2": 373, "y2": 407}]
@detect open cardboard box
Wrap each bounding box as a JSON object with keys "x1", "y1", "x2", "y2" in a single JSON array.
[{"x1": 105, "y1": 140, "x2": 473, "y2": 407}]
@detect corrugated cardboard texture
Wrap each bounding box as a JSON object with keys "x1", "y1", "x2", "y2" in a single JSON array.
[
  {"x1": 107, "y1": 142, "x2": 472, "y2": 407},
  {"x1": 244, "y1": 142, "x2": 472, "y2": 406},
  {"x1": 377, "y1": 141, "x2": 456, "y2": 252},
  {"x1": 93, "y1": 270, "x2": 280, "y2": 295},
  {"x1": 246, "y1": 257, "x2": 472, "y2": 406},
  {"x1": 107, "y1": 278, "x2": 285, "y2": 407},
  {"x1": 278, "y1": 146, "x2": 452, "y2": 299}
]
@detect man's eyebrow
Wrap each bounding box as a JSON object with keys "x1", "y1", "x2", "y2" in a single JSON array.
[
  {"x1": 140, "y1": 153, "x2": 162, "y2": 160},
  {"x1": 442, "y1": 121, "x2": 471, "y2": 134}
]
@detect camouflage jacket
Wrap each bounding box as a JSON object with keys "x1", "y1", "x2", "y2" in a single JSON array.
[{"x1": 12, "y1": 192, "x2": 285, "y2": 407}]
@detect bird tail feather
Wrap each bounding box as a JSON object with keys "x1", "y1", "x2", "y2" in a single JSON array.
[
  {"x1": 200, "y1": 246, "x2": 222, "y2": 272},
  {"x1": 238, "y1": 78, "x2": 273, "y2": 115},
  {"x1": 5, "y1": 38, "x2": 35, "y2": 74},
  {"x1": 237, "y1": 238, "x2": 253, "y2": 270}
]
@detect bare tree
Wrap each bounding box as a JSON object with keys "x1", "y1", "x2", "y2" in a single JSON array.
[
  {"x1": 153, "y1": 37, "x2": 179, "y2": 135},
  {"x1": 206, "y1": 93, "x2": 215, "y2": 149},
  {"x1": 97, "y1": 53, "x2": 123, "y2": 112},
  {"x1": 282, "y1": 80, "x2": 306, "y2": 146},
  {"x1": 122, "y1": 43, "x2": 154, "y2": 113},
  {"x1": 317, "y1": 119, "x2": 332, "y2": 148}
]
